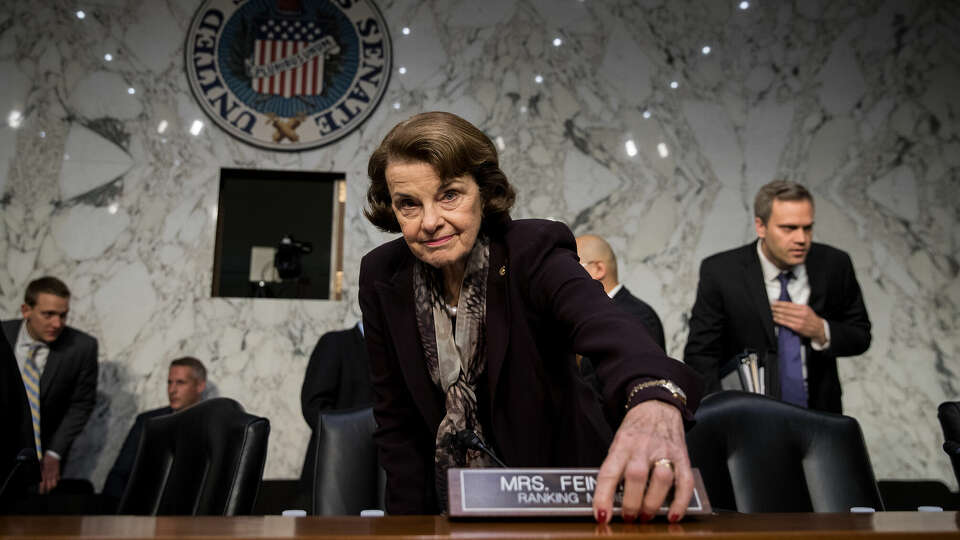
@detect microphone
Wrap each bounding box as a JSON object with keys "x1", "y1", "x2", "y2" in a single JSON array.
[
  {"x1": 0, "y1": 448, "x2": 39, "y2": 500},
  {"x1": 456, "y1": 429, "x2": 507, "y2": 468}
]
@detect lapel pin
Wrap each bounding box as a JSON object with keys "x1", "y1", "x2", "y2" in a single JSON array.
[{"x1": 499, "y1": 265, "x2": 506, "y2": 276}]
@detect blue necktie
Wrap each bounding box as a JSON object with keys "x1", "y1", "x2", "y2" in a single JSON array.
[{"x1": 777, "y1": 272, "x2": 807, "y2": 407}]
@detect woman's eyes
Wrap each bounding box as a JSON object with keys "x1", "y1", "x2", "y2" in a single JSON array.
[{"x1": 395, "y1": 190, "x2": 461, "y2": 212}]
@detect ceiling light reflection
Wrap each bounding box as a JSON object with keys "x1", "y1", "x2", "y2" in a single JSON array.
[
  {"x1": 108, "y1": 203, "x2": 119, "y2": 215},
  {"x1": 642, "y1": 110, "x2": 651, "y2": 119},
  {"x1": 402, "y1": 27, "x2": 410, "y2": 35},
  {"x1": 495, "y1": 136, "x2": 506, "y2": 151},
  {"x1": 76, "y1": 10, "x2": 86, "y2": 19},
  {"x1": 534, "y1": 74, "x2": 544, "y2": 84},
  {"x1": 189, "y1": 120, "x2": 204, "y2": 136},
  {"x1": 657, "y1": 143, "x2": 669, "y2": 158},
  {"x1": 157, "y1": 120, "x2": 168, "y2": 134},
  {"x1": 398, "y1": 66, "x2": 406, "y2": 74},
  {"x1": 552, "y1": 37, "x2": 562, "y2": 47},
  {"x1": 625, "y1": 140, "x2": 638, "y2": 157},
  {"x1": 739, "y1": 1, "x2": 750, "y2": 9},
  {"x1": 702, "y1": 45, "x2": 712, "y2": 55},
  {"x1": 7, "y1": 110, "x2": 23, "y2": 128},
  {"x1": 104, "y1": 53, "x2": 113, "y2": 62}
]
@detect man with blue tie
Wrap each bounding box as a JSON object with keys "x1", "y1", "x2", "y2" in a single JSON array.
[
  {"x1": 2, "y1": 277, "x2": 98, "y2": 493},
  {"x1": 684, "y1": 181, "x2": 871, "y2": 413}
]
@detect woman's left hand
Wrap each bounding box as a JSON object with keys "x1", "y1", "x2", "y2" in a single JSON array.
[{"x1": 592, "y1": 399, "x2": 692, "y2": 524}]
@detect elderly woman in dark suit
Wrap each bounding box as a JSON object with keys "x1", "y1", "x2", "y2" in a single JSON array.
[{"x1": 359, "y1": 112, "x2": 703, "y2": 523}]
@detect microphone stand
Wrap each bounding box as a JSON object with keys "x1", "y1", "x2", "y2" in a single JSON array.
[
  {"x1": 0, "y1": 449, "x2": 39, "y2": 503},
  {"x1": 456, "y1": 429, "x2": 507, "y2": 467}
]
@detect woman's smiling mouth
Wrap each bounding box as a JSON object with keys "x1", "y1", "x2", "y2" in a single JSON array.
[{"x1": 425, "y1": 235, "x2": 454, "y2": 247}]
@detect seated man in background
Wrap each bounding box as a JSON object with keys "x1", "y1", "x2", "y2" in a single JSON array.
[
  {"x1": 2, "y1": 276, "x2": 98, "y2": 495},
  {"x1": 298, "y1": 322, "x2": 370, "y2": 507},
  {"x1": 575, "y1": 234, "x2": 666, "y2": 349},
  {"x1": 684, "y1": 180, "x2": 871, "y2": 413},
  {"x1": 575, "y1": 235, "x2": 667, "y2": 411},
  {"x1": 102, "y1": 357, "x2": 207, "y2": 501}
]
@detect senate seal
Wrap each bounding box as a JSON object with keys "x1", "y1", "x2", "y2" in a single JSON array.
[{"x1": 185, "y1": 0, "x2": 391, "y2": 151}]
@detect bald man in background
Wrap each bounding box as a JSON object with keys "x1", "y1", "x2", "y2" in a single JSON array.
[{"x1": 576, "y1": 235, "x2": 666, "y2": 350}]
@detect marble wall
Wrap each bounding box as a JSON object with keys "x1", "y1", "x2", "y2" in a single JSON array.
[{"x1": 1, "y1": 0, "x2": 958, "y2": 492}]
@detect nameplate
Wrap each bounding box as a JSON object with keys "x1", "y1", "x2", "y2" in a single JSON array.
[{"x1": 447, "y1": 468, "x2": 711, "y2": 518}]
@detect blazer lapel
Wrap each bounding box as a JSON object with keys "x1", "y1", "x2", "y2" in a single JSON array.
[
  {"x1": 374, "y1": 259, "x2": 443, "y2": 430},
  {"x1": 805, "y1": 245, "x2": 826, "y2": 313},
  {"x1": 485, "y1": 237, "x2": 510, "y2": 406},
  {"x1": 40, "y1": 342, "x2": 64, "y2": 401},
  {"x1": 742, "y1": 245, "x2": 776, "y2": 347}
]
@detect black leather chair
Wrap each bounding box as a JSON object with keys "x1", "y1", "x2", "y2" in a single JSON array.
[
  {"x1": 686, "y1": 391, "x2": 883, "y2": 512},
  {"x1": 937, "y1": 402, "x2": 960, "y2": 487},
  {"x1": 312, "y1": 407, "x2": 385, "y2": 515},
  {"x1": 117, "y1": 397, "x2": 269, "y2": 515}
]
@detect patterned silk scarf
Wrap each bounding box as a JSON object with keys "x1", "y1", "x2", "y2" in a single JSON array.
[{"x1": 412, "y1": 235, "x2": 493, "y2": 507}]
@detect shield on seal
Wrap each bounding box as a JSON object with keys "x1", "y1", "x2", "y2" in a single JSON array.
[{"x1": 249, "y1": 17, "x2": 341, "y2": 97}]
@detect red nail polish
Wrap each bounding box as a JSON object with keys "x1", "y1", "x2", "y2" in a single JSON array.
[
  {"x1": 596, "y1": 510, "x2": 607, "y2": 523},
  {"x1": 623, "y1": 513, "x2": 636, "y2": 523},
  {"x1": 639, "y1": 512, "x2": 652, "y2": 522},
  {"x1": 669, "y1": 513, "x2": 680, "y2": 523}
]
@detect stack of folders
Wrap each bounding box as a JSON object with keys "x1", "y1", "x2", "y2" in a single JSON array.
[{"x1": 736, "y1": 351, "x2": 765, "y2": 395}]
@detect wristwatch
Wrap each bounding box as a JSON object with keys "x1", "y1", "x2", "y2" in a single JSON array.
[{"x1": 625, "y1": 379, "x2": 687, "y2": 410}]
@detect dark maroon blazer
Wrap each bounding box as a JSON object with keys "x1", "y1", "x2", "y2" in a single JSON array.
[{"x1": 359, "y1": 218, "x2": 703, "y2": 514}]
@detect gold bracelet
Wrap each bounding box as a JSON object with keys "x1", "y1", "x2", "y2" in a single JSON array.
[{"x1": 625, "y1": 379, "x2": 687, "y2": 410}]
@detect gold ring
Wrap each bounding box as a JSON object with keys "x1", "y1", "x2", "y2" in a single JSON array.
[{"x1": 653, "y1": 458, "x2": 674, "y2": 471}]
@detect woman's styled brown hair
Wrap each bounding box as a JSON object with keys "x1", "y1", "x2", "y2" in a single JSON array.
[{"x1": 364, "y1": 111, "x2": 516, "y2": 233}]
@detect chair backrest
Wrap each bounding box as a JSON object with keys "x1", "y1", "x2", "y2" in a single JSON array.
[
  {"x1": 117, "y1": 397, "x2": 270, "y2": 516},
  {"x1": 686, "y1": 391, "x2": 883, "y2": 512},
  {"x1": 312, "y1": 407, "x2": 385, "y2": 515},
  {"x1": 937, "y1": 402, "x2": 960, "y2": 487}
]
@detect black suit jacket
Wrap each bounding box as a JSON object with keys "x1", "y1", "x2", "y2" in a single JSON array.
[
  {"x1": 301, "y1": 325, "x2": 372, "y2": 428},
  {"x1": 613, "y1": 287, "x2": 666, "y2": 351},
  {"x1": 359, "y1": 218, "x2": 703, "y2": 514},
  {"x1": 2, "y1": 320, "x2": 98, "y2": 462},
  {"x1": 683, "y1": 242, "x2": 871, "y2": 413},
  {"x1": 101, "y1": 406, "x2": 173, "y2": 499},
  {"x1": 579, "y1": 287, "x2": 666, "y2": 408},
  {"x1": 298, "y1": 325, "x2": 371, "y2": 486},
  {"x1": 0, "y1": 327, "x2": 35, "y2": 497}
]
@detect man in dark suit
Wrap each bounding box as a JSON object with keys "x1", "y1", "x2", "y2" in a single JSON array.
[
  {"x1": 2, "y1": 276, "x2": 98, "y2": 494},
  {"x1": 298, "y1": 322, "x2": 371, "y2": 506},
  {"x1": 684, "y1": 181, "x2": 871, "y2": 413},
  {"x1": 101, "y1": 357, "x2": 206, "y2": 500},
  {"x1": 576, "y1": 234, "x2": 666, "y2": 350}
]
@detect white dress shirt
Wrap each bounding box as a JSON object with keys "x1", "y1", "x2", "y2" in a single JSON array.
[
  {"x1": 756, "y1": 240, "x2": 832, "y2": 384},
  {"x1": 15, "y1": 321, "x2": 50, "y2": 378},
  {"x1": 606, "y1": 283, "x2": 623, "y2": 299}
]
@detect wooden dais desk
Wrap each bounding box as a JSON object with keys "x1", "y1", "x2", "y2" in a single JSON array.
[{"x1": 0, "y1": 512, "x2": 957, "y2": 539}]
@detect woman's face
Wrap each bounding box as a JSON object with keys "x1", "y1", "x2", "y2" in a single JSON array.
[{"x1": 385, "y1": 160, "x2": 484, "y2": 272}]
